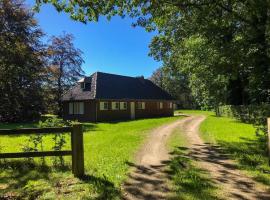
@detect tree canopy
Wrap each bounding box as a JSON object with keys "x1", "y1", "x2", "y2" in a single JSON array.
[
  {"x1": 37, "y1": 0, "x2": 270, "y2": 108},
  {"x1": 0, "y1": 0, "x2": 84, "y2": 122}
]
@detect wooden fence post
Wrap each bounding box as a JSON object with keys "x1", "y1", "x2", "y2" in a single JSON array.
[
  {"x1": 71, "y1": 124, "x2": 84, "y2": 178},
  {"x1": 268, "y1": 118, "x2": 270, "y2": 165}
]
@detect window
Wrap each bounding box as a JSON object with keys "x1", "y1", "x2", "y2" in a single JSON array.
[
  {"x1": 100, "y1": 102, "x2": 109, "y2": 110},
  {"x1": 137, "y1": 102, "x2": 145, "y2": 110},
  {"x1": 69, "y1": 102, "x2": 84, "y2": 115},
  {"x1": 69, "y1": 102, "x2": 73, "y2": 114},
  {"x1": 112, "y1": 102, "x2": 119, "y2": 110},
  {"x1": 159, "y1": 102, "x2": 163, "y2": 109},
  {"x1": 81, "y1": 82, "x2": 85, "y2": 89},
  {"x1": 169, "y1": 102, "x2": 173, "y2": 109},
  {"x1": 120, "y1": 102, "x2": 127, "y2": 110}
]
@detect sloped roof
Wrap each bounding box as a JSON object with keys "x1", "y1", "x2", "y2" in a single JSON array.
[{"x1": 62, "y1": 72, "x2": 174, "y2": 101}]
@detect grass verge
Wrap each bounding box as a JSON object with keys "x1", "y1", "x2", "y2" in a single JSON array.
[
  {"x1": 179, "y1": 110, "x2": 270, "y2": 187},
  {"x1": 167, "y1": 127, "x2": 221, "y2": 200},
  {"x1": 0, "y1": 116, "x2": 180, "y2": 199}
]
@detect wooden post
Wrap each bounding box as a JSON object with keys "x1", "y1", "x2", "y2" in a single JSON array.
[
  {"x1": 71, "y1": 124, "x2": 84, "y2": 178},
  {"x1": 268, "y1": 118, "x2": 270, "y2": 165}
]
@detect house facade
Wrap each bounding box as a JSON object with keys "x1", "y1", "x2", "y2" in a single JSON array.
[{"x1": 62, "y1": 72, "x2": 175, "y2": 122}]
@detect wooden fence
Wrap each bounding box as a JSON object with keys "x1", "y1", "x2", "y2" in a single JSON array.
[
  {"x1": 0, "y1": 124, "x2": 84, "y2": 177},
  {"x1": 268, "y1": 118, "x2": 270, "y2": 164}
]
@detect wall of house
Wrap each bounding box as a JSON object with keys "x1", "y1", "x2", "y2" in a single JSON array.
[
  {"x1": 62, "y1": 100, "x2": 96, "y2": 122},
  {"x1": 63, "y1": 100, "x2": 174, "y2": 122},
  {"x1": 96, "y1": 100, "x2": 174, "y2": 122}
]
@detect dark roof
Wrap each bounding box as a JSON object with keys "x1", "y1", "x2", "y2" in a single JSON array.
[{"x1": 62, "y1": 72, "x2": 174, "y2": 101}]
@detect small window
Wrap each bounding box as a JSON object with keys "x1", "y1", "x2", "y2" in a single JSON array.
[
  {"x1": 79, "y1": 102, "x2": 84, "y2": 114},
  {"x1": 69, "y1": 102, "x2": 84, "y2": 115},
  {"x1": 100, "y1": 102, "x2": 109, "y2": 110},
  {"x1": 69, "y1": 102, "x2": 73, "y2": 114},
  {"x1": 112, "y1": 102, "x2": 119, "y2": 110},
  {"x1": 137, "y1": 102, "x2": 145, "y2": 110},
  {"x1": 169, "y1": 102, "x2": 173, "y2": 109},
  {"x1": 160, "y1": 102, "x2": 163, "y2": 109},
  {"x1": 120, "y1": 102, "x2": 127, "y2": 110},
  {"x1": 81, "y1": 82, "x2": 85, "y2": 89}
]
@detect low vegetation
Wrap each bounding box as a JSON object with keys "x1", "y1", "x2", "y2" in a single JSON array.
[
  {"x1": 0, "y1": 116, "x2": 180, "y2": 199},
  {"x1": 167, "y1": 127, "x2": 221, "y2": 200}
]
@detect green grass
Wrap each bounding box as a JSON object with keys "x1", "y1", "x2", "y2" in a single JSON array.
[
  {"x1": 167, "y1": 127, "x2": 221, "y2": 200},
  {"x1": 0, "y1": 116, "x2": 181, "y2": 199},
  {"x1": 179, "y1": 110, "x2": 270, "y2": 187}
]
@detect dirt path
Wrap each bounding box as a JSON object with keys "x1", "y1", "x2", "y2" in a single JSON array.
[
  {"x1": 123, "y1": 116, "x2": 270, "y2": 200},
  {"x1": 123, "y1": 118, "x2": 186, "y2": 200},
  {"x1": 182, "y1": 116, "x2": 270, "y2": 200}
]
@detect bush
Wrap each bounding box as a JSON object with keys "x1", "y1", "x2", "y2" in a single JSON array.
[{"x1": 218, "y1": 104, "x2": 270, "y2": 136}]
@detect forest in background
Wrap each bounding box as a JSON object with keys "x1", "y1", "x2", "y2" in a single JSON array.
[
  {"x1": 0, "y1": 0, "x2": 84, "y2": 122},
  {"x1": 1, "y1": 0, "x2": 270, "y2": 122}
]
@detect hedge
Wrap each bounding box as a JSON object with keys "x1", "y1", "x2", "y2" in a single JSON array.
[{"x1": 218, "y1": 104, "x2": 270, "y2": 134}]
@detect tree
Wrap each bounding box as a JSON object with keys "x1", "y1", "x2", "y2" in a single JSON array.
[
  {"x1": 46, "y1": 33, "x2": 84, "y2": 115},
  {"x1": 0, "y1": 0, "x2": 46, "y2": 122},
  {"x1": 150, "y1": 66, "x2": 195, "y2": 109},
  {"x1": 37, "y1": 0, "x2": 270, "y2": 107}
]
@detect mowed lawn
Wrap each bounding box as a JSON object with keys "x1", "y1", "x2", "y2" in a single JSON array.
[
  {"x1": 179, "y1": 110, "x2": 270, "y2": 187},
  {"x1": 0, "y1": 116, "x2": 181, "y2": 200}
]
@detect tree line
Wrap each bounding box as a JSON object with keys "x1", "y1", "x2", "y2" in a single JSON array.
[
  {"x1": 0, "y1": 0, "x2": 84, "y2": 122},
  {"x1": 36, "y1": 0, "x2": 270, "y2": 111}
]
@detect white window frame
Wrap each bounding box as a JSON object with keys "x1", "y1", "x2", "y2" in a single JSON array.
[
  {"x1": 142, "y1": 102, "x2": 145, "y2": 110},
  {"x1": 137, "y1": 102, "x2": 146, "y2": 110},
  {"x1": 100, "y1": 102, "x2": 109, "y2": 110},
  {"x1": 160, "y1": 102, "x2": 163, "y2": 109},
  {"x1": 169, "y1": 102, "x2": 173, "y2": 109},
  {"x1": 120, "y1": 102, "x2": 127, "y2": 110},
  {"x1": 112, "y1": 102, "x2": 119, "y2": 110}
]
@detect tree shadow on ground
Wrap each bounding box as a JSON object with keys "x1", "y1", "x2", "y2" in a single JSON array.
[
  {"x1": 167, "y1": 147, "x2": 222, "y2": 200},
  {"x1": 123, "y1": 146, "x2": 221, "y2": 200},
  {"x1": 187, "y1": 141, "x2": 270, "y2": 200},
  {"x1": 211, "y1": 135, "x2": 270, "y2": 186},
  {"x1": 0, "y1": 159, "x2": 120, "y2": 200}
]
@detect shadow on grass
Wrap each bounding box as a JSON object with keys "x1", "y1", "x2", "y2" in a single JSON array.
[
  {"x1": 167, "y1": 147, "x2": 221, "y2": 200},
  {"x1": 214, "y1": 135, "x2": 270, "y2": 186},
  {"x1": 123, "y1": 145, "x2": 220, "y2": 200},
  {"x1": 0, "y1": 159, "x2": 121, "y2": 200}
]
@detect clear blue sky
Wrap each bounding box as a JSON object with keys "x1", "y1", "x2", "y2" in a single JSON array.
[{"x1": 25, "y1": 1, "x2": 160, "y2": 78}]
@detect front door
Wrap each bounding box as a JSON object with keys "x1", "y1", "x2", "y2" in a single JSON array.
[{"x1": 130, "y1": 102, "x2": 135, "y2": 119}]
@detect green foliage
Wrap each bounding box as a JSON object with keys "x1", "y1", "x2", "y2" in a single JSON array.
[
  {"x1": 0, "y1": 116, "x2": 180, "y2": 199},
  {"x1": 167, "y1": 126, "x2": 221, "y2": 200},
  {"x1": 150, "y1": 67, "x2": 196, "y2": 109},
  {"x1": 199, "y1": 113, "x2": 270, "y2": 186},
  {"x1": 0, "y1": 0, "x2": 46, "y2": 122},
  {"x1": 40, "y1": 0, "x2": 270, "y2": 107},
  {"x1": 46, "y1": 33, "x2": 85, "y2": 115}
]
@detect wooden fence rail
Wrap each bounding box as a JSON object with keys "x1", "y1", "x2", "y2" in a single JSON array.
[{"x1": 0, "y1": 124, "x2": 84, "y2": 178}]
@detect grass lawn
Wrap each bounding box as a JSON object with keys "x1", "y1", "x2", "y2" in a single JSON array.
[
  {"x1": 178, "y1": 110, "x2": 270, "y2": 187},
  {"x1": 166, "y1": 124, "x2": 221, "y2": 200},
  {"x1": 0, "y1": 116, "x2": 181, "y2": 200}
]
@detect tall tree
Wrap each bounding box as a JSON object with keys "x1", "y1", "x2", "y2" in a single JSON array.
[
  {"x1": 37, "y1": 0, "x2": 270, "y2": 106},
  {"x1": 0, "y1": 0, "x2": 45, "y2": 122},
  {"x1": 150, "y1": 66, "x2": 195, "y2": 109},
  {"x1": 46, "y1": 33, "x2": 84, "y2": 115}
]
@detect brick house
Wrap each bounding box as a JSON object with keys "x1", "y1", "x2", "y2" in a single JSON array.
[{"x1": 62, "y1": 72, "x2": 175, "y2": 122}]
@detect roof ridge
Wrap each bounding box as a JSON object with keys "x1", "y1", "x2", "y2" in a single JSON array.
[{"x1": 95, "y1": 71, "x2": 145, "y2": 80}]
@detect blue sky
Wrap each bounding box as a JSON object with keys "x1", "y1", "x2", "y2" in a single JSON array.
[{"x1": 25, "y1": 1, "x2": 160, "y2": 78}]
